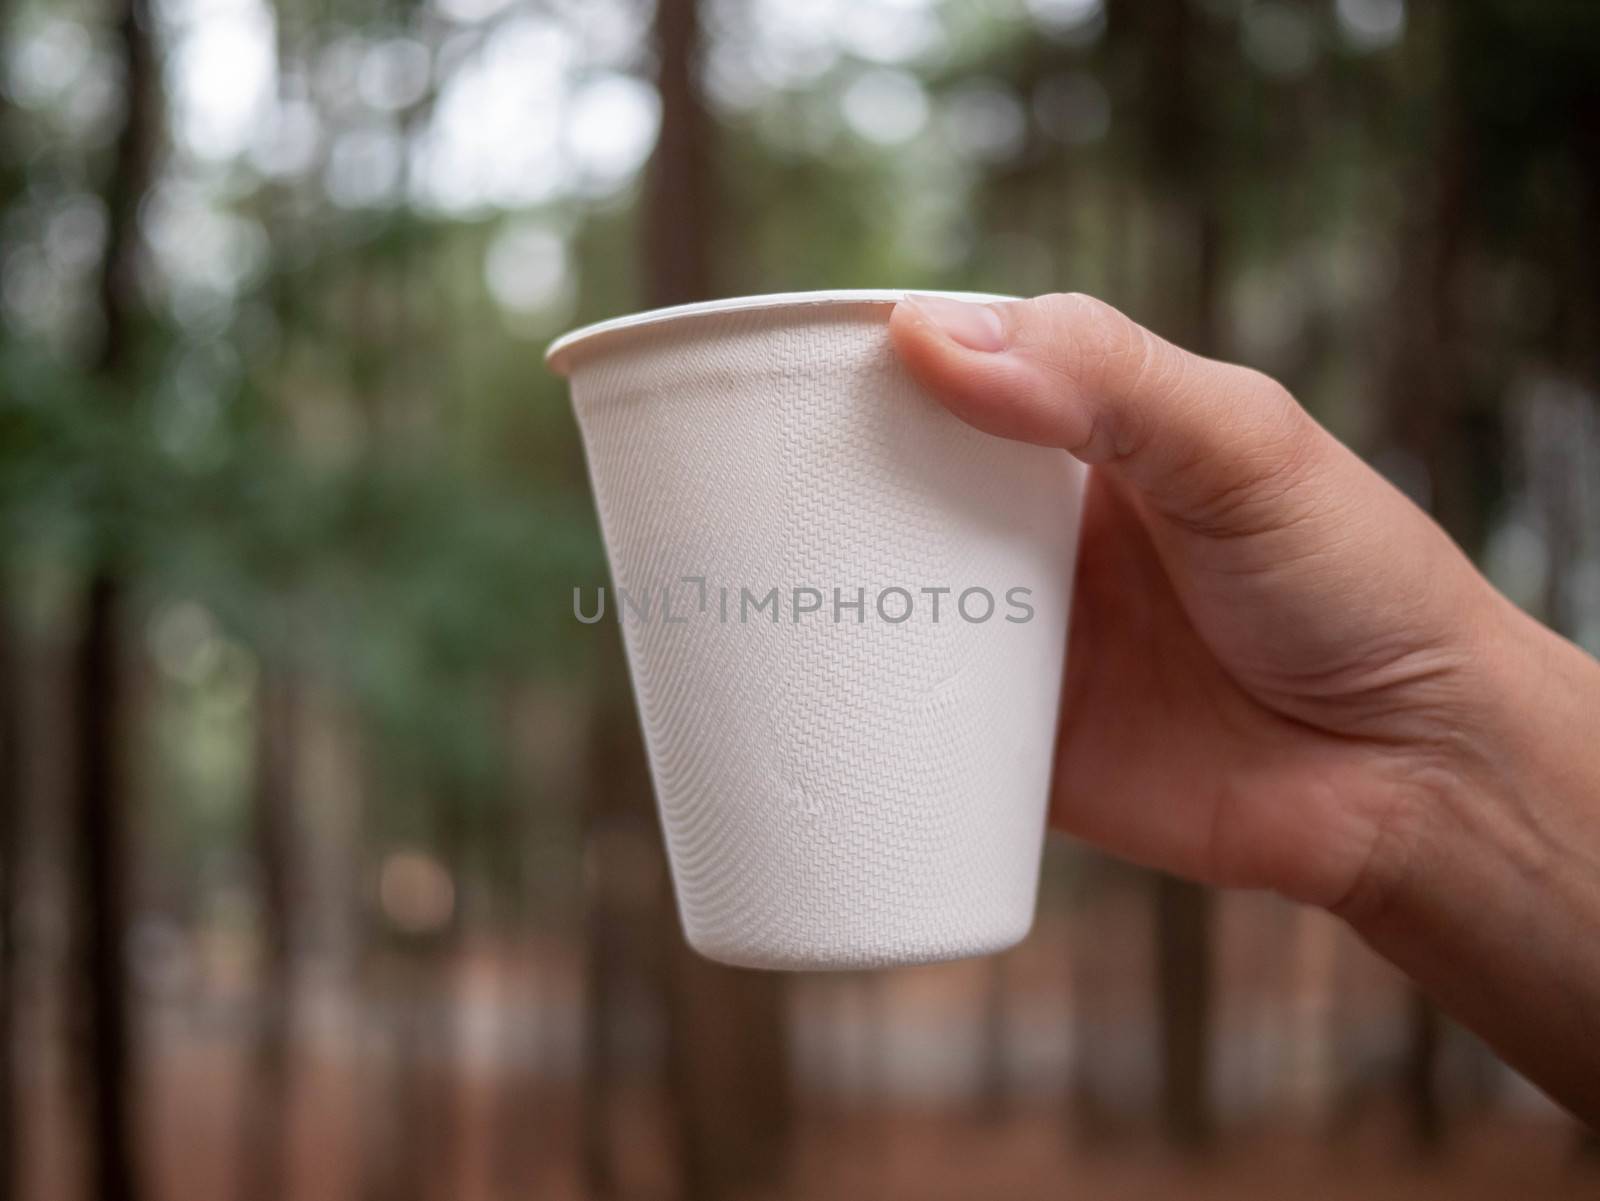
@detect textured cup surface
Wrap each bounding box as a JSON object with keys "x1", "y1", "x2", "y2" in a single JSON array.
[{"x1": 551, "y1": 293, "x2": 1086, "y2": 969}]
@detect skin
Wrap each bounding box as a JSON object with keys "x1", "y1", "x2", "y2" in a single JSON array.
[{"x1": 890, "y1": 292, "x2": 1600, "y2": 1125}]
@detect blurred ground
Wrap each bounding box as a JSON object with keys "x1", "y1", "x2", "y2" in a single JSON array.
[{"x1": 14, "y1": 897, "x2": 1590, "y2": 1201}]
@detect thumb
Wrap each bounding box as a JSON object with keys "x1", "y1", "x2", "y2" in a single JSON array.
[{"x1": 889, "y1": 292, "x2": 1325, "y2": 535}]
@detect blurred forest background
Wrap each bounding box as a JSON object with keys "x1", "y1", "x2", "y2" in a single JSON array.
[{"x1": 2, "y1": 0, "x2": 1599, "y2": 1199}]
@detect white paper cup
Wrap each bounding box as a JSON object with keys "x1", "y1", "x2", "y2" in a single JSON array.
[{"x1": 548, "y1": 291, "x2": 1086, "y2": 970}]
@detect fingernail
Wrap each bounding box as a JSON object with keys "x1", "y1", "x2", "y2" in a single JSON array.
[{"x1": 905, "y1": 294, "x2": 1007, "y2": 352}]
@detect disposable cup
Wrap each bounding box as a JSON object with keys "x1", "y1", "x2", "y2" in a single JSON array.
[{"x1": 547, "y1": 290, "x2": 1087, "y2": 969}]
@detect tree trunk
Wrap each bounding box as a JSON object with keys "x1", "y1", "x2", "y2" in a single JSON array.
[
  {"x1": 577, "y1": 665, "x2": 653, "y2": 1201},
  {"x1": 237, "y1": 4, "x2": 306, "y2": 1185},
  {"x1": 648, "y1": 2, "x2": 790, "y2": 1196},
  {"x1": 1402, "y1": 989, "x2": 1443, "y2": 1147},
  {"x1": 237, "y1": 660, "x2": 298, "y2": 1201},
  {"x1": 1377, "y1": 3, "x2": 1476, "y2": 1148},
  {"x1": 978, "y1": 955, "x2": 1013, "y2": 1123},
  {"x1": 71, "y1": 0, "x2": 159, "y2": 1195},
  {"x1": 1066, "y1": 861, "x2": 1120, "y2": 1142},
  {"x1": 1119, "y1": 0, "x2": 1224, "y2": 1148},
  {"x1": 576, "y1": 0, "x2": 792, "y2": 1196},
  {"x1": 72, "y1": 573, "x2": 139, "y2": 1201},
  {"x1": 663, "y1": 953, "x2": 792, "y2": 1201},
  {"x1": 0, "y1": 31, "x2": 24, "y2": 1194},
  {"x1": 425, "y1": 779, "x2": 470, "y2": 1201},
  {"x1": 644, "y1": 0, "x2": 717, "y2": 309},
  {"x1": 1154, "y1": 876, "x2": 1214, "y2": 1148},
  {"x1": 490, "y1": 687, "x2": 547, "y2": 1199},
  {"x1": 0, "y1": 603, "x2": 21, "y2": 1201}
]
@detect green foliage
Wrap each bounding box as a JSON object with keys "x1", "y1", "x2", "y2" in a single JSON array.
[{"x1": 4, "y1": 0, "x2": 1599, "y2": 904}]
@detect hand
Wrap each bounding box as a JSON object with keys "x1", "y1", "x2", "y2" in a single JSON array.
[
  {"x1": 892, "y1": 292, "x2": 1494, "y2": 911},
  {"x1": 890, "y1": 292, "x2": 1600, "y2": 1122}
]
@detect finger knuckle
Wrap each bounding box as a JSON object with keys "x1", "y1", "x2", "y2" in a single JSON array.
[
  {"x1": 1158, "y1": 370, "x2": 1324, "y2": 538},
  {"x1": 1031, "y1": 293, "x2": 1146, "y2": 388},
  {"x1": 1036, "y1": 292, "x2": 1131, "y2": 351},
  {"x1": 1240, "y1": 367, "x2": 1300, "y2": 424}
]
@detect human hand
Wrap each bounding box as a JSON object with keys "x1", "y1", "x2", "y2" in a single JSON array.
[
  {"x1": 891, "y1": 291, "x2": 1500, "y2": 912},
  {"x1": 890, "y1": 292, "x2": 1600, "y2": 1121}
]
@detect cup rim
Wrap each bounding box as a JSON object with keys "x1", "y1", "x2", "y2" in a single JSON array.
[{"x1": 544, "y1": 288, "x2": 1017, "y2": 377}]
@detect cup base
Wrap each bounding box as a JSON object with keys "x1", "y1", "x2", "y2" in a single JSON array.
[{"x1": 684, "y1": 915, "x2": 1035, "y2": 972}]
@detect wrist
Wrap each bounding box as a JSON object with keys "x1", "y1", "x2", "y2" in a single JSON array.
[
  {"x1": 1331, "y1": 593, "x2": 1600, "y2": 1119},
  {"x1": 1333, "y1": 592, "x2": 1600, "y2": 938},
  {"x1": 1451, "y1": 598, "x2": 1600, "y2": 907}
]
